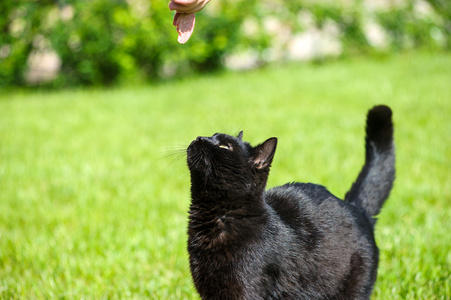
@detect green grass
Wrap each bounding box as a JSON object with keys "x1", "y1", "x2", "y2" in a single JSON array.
[{"x1": 1, "y1": 52, "x2": 450, "y2": 299}]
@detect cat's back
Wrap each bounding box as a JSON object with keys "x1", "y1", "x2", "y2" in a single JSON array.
[
  {"x1": 266, "y1": 182, "x2": 332, "y2": 206},
  {"x1": 263, "y1": 183, "x2": 336, "y2": 254},
  {"x1": 263, "y1": 182, "x2": 378, "y2": 299},
  {"x1": 265, "y1": 182, "x2": 345, "y2": 223},
  {"x1": 265, "y1": 182, "x2": 374, "y2": 239}
]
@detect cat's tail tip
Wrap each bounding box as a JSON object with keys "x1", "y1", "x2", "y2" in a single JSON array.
[{"x1": 366, "y1": 105, "x2": 393, "y2": 151}]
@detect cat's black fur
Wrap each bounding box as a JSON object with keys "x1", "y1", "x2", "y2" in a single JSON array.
[{"x1": 186, "y1": 105, "x2": 395, "y2": 300}]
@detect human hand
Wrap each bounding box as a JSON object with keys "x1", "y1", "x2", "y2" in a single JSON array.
[
  {"x1": 169, "y1": 0, "x2": 211, "y2": 14},
  {"x1": 169, "y1": 0, "x2": 211, "y2": 44}
]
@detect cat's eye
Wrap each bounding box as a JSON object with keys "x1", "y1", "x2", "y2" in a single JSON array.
[{"x1": 219, "y1": 144, "x2": 232, "y2": 150}]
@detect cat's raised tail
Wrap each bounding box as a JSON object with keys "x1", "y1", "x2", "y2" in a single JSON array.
[{"x1": 345, "y1": 105, "x2": 395, "y2": 225}]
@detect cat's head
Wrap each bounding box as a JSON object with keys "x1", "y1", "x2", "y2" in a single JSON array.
[{"x1": 187, "y1": 131, "x2": 277, "y2": 197}]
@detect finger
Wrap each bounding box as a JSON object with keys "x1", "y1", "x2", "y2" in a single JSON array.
[
  {"x1": 172, "y1": 0, "x2": 197, "y2": 5},
  {"x1": 169, "y1": 3, "x2": 204, "y2": 14},
  {"x1": 169, "y1": 0, "x2": 209, "y2": 14},
  {"x1": 169, "y1": 0, "x2": 197, "y2": 10}
]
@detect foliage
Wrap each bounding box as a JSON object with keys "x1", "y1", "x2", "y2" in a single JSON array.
[
  {"x1": 0, "y1": 1, "x2": 53, "y2": 86},
  {"x1": 425, "y1": 0, "x2": 451, "y2": 48},
  {"x1": 0, "y1": 0, "x2": 449, "y2": 87},
  {"x1": 1, "y1": 0, "x2": 267, "y2": 87},
  {"x1": 310, "y1": 3, "x2": 372, "y2": 55},
  {"x1": 376, "y1": 1, "x2": 447, "y2": 51}
]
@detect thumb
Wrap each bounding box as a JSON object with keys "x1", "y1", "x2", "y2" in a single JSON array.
[{"x1": 173, "y1": 12, "x2": 196, "y2": 44}]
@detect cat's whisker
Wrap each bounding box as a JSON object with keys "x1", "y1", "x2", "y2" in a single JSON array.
[{"x1": 157, "y1": 145, "x2": 189, "y2": 167}]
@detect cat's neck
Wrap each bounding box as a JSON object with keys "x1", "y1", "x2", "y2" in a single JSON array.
[
  {"x1": 188, "y1": 174, "x2": 270, "y2": 250},
  {"x1": 190, "y1": 183, "x2": 266, "y2": 210},
  {"x1": 190, "y1": 190, "x2": 265, "y2": 215},
  {"x1": 188, "y1": 189, "x2": 269, "y2": 246}
]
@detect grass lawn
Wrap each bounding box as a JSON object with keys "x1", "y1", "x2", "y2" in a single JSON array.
[{"x1": 1, "y1": 52, "x2": 450, "y2": 299}]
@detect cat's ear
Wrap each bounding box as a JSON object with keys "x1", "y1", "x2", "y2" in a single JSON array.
[
  {"x1": 237, "y1": 131, "x2": 244, "y2": 141},
  {"x1": 251, "y1": 138, "x2": 277, "y2": 169}
]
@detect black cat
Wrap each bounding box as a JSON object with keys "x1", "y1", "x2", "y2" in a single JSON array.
[{"x1": 186, "y1": 105, "x2": 395, "y2": 300}]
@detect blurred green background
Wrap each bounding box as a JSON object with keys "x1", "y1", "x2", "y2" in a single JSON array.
[
  {"x1": 1, "y1": 0, "x2": 450, "y2": 299},
  {"x1": 0, "y1": 0, "x2": 450, "y2": 87}
]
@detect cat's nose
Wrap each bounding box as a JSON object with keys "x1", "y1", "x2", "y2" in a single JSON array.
[{"x1": 196, "y1": 136, "x2": 208, "y2": 142}]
